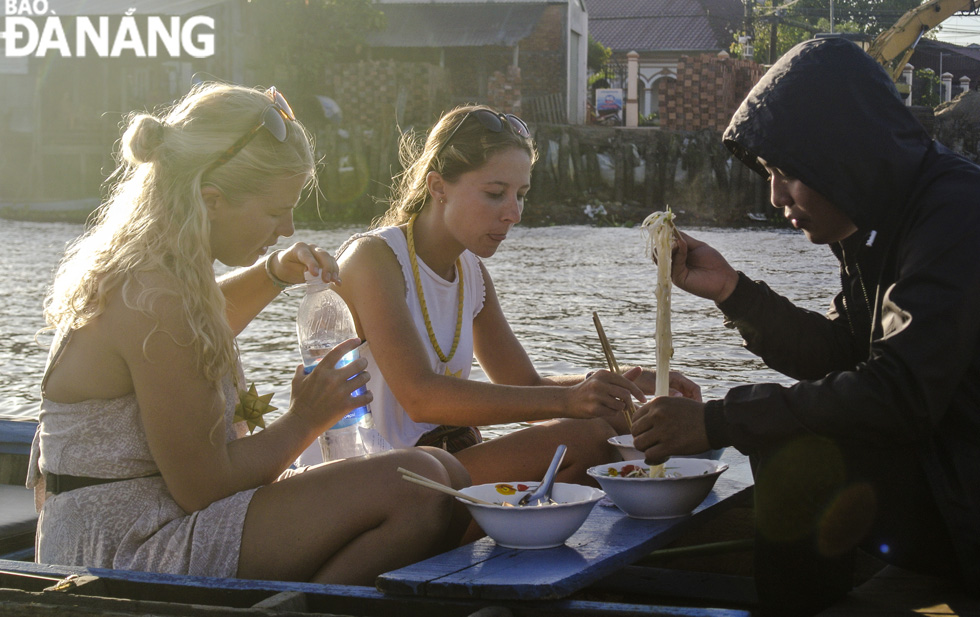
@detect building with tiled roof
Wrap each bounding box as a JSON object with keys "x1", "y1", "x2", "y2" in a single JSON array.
[
  {"x1": 586, "y1": 0, "x2": 744, "y2": 118},
  {"x1": 367, "y1": 0, "x2": 591, "y2": 123}
]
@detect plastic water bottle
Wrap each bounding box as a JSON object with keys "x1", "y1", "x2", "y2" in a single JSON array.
[{"x1": 295, "y1": 273, "x2": 389, "y2": 462}]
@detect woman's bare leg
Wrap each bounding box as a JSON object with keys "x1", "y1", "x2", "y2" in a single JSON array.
[
  {"x1": 415, "y1": 446, "x2": 473, "y2": 544},
  {"x1": 236, "y1": 447, "x2": 470, "y2": 585},
  {"x1": 457, "y1": 417, "x2": 619, "y2": 487}
]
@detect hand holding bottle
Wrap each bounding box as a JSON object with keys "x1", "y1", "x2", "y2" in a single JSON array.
[
  {"x1": 288, "y1": 337, "x2": 372, "y2": 435},
  {"x1": 295, "y1": 277, "x2": 391, "y2": 461}
]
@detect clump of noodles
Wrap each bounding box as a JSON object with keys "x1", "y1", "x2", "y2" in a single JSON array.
[{"x1": 640, "y1": 208, "x2": 676, "y2": 478}]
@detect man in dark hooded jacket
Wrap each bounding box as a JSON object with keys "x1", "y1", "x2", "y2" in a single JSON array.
[{"x1": 630, "y1": 37, "x2": 980, "y2": 615}]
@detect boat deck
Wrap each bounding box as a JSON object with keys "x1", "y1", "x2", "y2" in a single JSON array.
[
  {"x1": 3, "y1": 556, "x2": 978, "y2": 617},
  {"x1": 3, "y1": 416, "x2": 977, "y2": 616},
  {"x1": 1, "y1": 558, "x2": 755, "y2": 617}
]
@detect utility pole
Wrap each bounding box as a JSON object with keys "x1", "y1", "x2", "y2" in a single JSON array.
[
  {"x1": 939, "y1": 52, "x2": 944, "y2": 102},
  {"x1": 769, "y1": 0, "x2": 778, "y2": 64},
  {"x1": 742, "y1": 0, "x2": 755, "y2": 59}
]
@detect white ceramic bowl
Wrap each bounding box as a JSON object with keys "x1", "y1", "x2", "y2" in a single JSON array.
[
  {"x1": 587, "y1": 458, "x2": 728, "y2": 519},
  {"x1": 608, "y1": 434, "x2": 726, "y2": 461},
  {"x1": 455, "y1": 481, "x2": 605, "y2": 549}
]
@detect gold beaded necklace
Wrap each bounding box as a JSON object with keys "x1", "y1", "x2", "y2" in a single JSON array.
[{"x1": 406, "y1": 213, "x2": 464, "y2": 364}]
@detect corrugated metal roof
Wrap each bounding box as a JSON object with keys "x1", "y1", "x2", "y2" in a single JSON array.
[
  {"x1": 919, "y1": 38, "x2": 980, "y2": 63},
  {"x1": 586, "y1": 0, "x2": 741, "y2": 52},
  {"x1": 367, "y1": 3, "x2": 548, "y2": 47},
  {"x1": 45, "y1": 0, "x2": 225, "y2": 16}
]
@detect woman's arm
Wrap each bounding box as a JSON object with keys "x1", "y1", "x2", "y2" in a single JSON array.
[
  {"x1": 336, "y1": 237, "x2": 644, "y2": 427},
  {"x1": 470, "y1": 261, "x2": 541, "y2": 386},
  {"x1": 115, "y1": 284, "x2": 366, "y2": 513},
  {"x1": 220, "y1": 243, "x2": 339, "y2": 335}
]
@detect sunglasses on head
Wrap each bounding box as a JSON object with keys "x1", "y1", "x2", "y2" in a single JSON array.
[
  {"x1": 435, "y1": 109, "x2": 530, "y2": 158},
  {"x1": 204, "y1": 87, "x2": 295, "y2": 176}
]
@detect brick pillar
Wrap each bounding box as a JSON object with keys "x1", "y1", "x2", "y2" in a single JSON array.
[
  {"x1": 508, "y1": 64, "x2": 522, "y2": 115},
  {"x1": 488, "y1": 65, "x2": 522, "y2": 114}
]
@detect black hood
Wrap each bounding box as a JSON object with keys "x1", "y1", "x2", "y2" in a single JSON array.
[{"x1": 723, "y1": 37, "x2": 933, "y2": 232}]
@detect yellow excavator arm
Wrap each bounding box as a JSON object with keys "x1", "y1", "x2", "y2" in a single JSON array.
[{"x1": 868, "y1": 0, "x2": 980, "y2": 81}]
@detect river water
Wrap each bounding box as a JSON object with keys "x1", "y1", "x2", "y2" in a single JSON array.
[{"x1": 1, "y1": 220, "x2": 839, "y2": 440}]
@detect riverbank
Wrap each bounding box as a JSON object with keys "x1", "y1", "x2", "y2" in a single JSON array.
[
  {"x1": 1, "y1": 196, "x2": 783, "y2": 228},
  {"x1": 1, "y1": 125, "x2": 777, "y2": 228},
  {"x1": 0, "y1": 199, "x2": 99, "y2": 225}
]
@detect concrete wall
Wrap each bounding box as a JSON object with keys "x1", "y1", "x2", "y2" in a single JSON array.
[{"x1": 525, "y1": 125, "x2": 771, "y2": 226}]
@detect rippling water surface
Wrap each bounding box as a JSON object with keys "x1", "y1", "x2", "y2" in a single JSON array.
[{"x1": 1, "y1": 221, "x2": 839, "y2": 440}]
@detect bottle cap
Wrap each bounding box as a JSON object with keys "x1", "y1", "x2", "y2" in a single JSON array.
[{"x1": 304, "y1": 270, "x2": 327, "y2": 288}]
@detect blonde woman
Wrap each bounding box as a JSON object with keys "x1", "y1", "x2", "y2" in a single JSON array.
[
  {"x1": 30, "y1": 83, "x2": 468, "y2": 585},
  {"x1": 333, "y1": 105, "x2": 700, "y2": 522}
]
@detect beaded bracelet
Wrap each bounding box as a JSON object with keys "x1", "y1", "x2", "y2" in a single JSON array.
[{"x1": 264, "y1": 250, "x2": 292, "y2": 290}]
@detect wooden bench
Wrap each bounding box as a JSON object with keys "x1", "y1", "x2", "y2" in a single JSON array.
[{"x1": 377, "y1": 459, "x2": 755, "y2": 602}]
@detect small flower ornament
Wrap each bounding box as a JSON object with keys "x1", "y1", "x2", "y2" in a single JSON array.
[{"x1": 234, "y1": 383, "x2": 278, "y2": 433}]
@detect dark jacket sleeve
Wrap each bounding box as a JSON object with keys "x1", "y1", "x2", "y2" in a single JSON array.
[
  {"x1": 705, "y1": 191, "x2": 980, "y2": 453},
  {"x1": 716, "y1": 271, "x2": 863, "y2": 380}
]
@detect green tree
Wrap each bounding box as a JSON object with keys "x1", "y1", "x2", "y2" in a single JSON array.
[
  {"x1": 588, "y1": 34, "x2": 612, "y2": 73},
  {"x1": 242, "y1": 0, "x2": 387, "y2": 220},
  {"x1": 912, "y1": 67, "x2": 941, "y2": 106},
  {"x1": 736, "y1": 0, "x2": 921, "y2": 63}
]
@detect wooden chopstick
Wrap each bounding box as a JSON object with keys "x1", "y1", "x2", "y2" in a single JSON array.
[
  {"x1": 593, "y1": 311, "x2": 621, "y2": 373},
  {"x1": 397, "y1": 467, "x2": 495, "y2": 506},
  {"x1": 592, "y1": 311, "x2": 636, "y2": 428}
]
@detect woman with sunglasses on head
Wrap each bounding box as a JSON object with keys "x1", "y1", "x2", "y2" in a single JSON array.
[
  {"x1": 333, "y1": 105, "x2": 700, "y2": 533},
  {"x1": 29, "y1": 83, "x2": 469, "y2": 584}
]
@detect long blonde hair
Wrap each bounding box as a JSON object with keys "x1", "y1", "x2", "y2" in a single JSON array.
[
  {"x1": 374, "y1": 105, "x2": 537, "y2": 228},
  {"x1": 43, "y1": 82, "x2": 315, "y2": 390}
]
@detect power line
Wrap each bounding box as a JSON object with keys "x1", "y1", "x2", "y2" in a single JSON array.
[
  {"x1": 935, "y1": 15, "x2": 980, "y2": 41},
  {"x1": 939, "y1": 25, "x2": 980, "y2": 34}
]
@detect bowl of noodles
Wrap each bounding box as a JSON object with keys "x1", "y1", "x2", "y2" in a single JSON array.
[
  {"x1": 608, "y1": 434, "x2": 726, "y2": 462},
  {"x1": 587, "y1": 458, "x2": 728, "y2": 519},
  {"x1": 455, "y1": 481, "x2": 605, "y2": 549}
]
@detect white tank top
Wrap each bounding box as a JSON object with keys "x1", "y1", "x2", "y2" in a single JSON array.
[{"x1": 337, "y1": 226, "x2": 486, "y2": 449}]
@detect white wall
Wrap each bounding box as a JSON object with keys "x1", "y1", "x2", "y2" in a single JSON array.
[{"x1": 567, "y1": 0, "x2": 588, "y2": 123}]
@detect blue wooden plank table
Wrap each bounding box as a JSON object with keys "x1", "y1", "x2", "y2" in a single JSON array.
[{"x1": 377, "y1": 468, "x2": 753, "y2": 601}]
